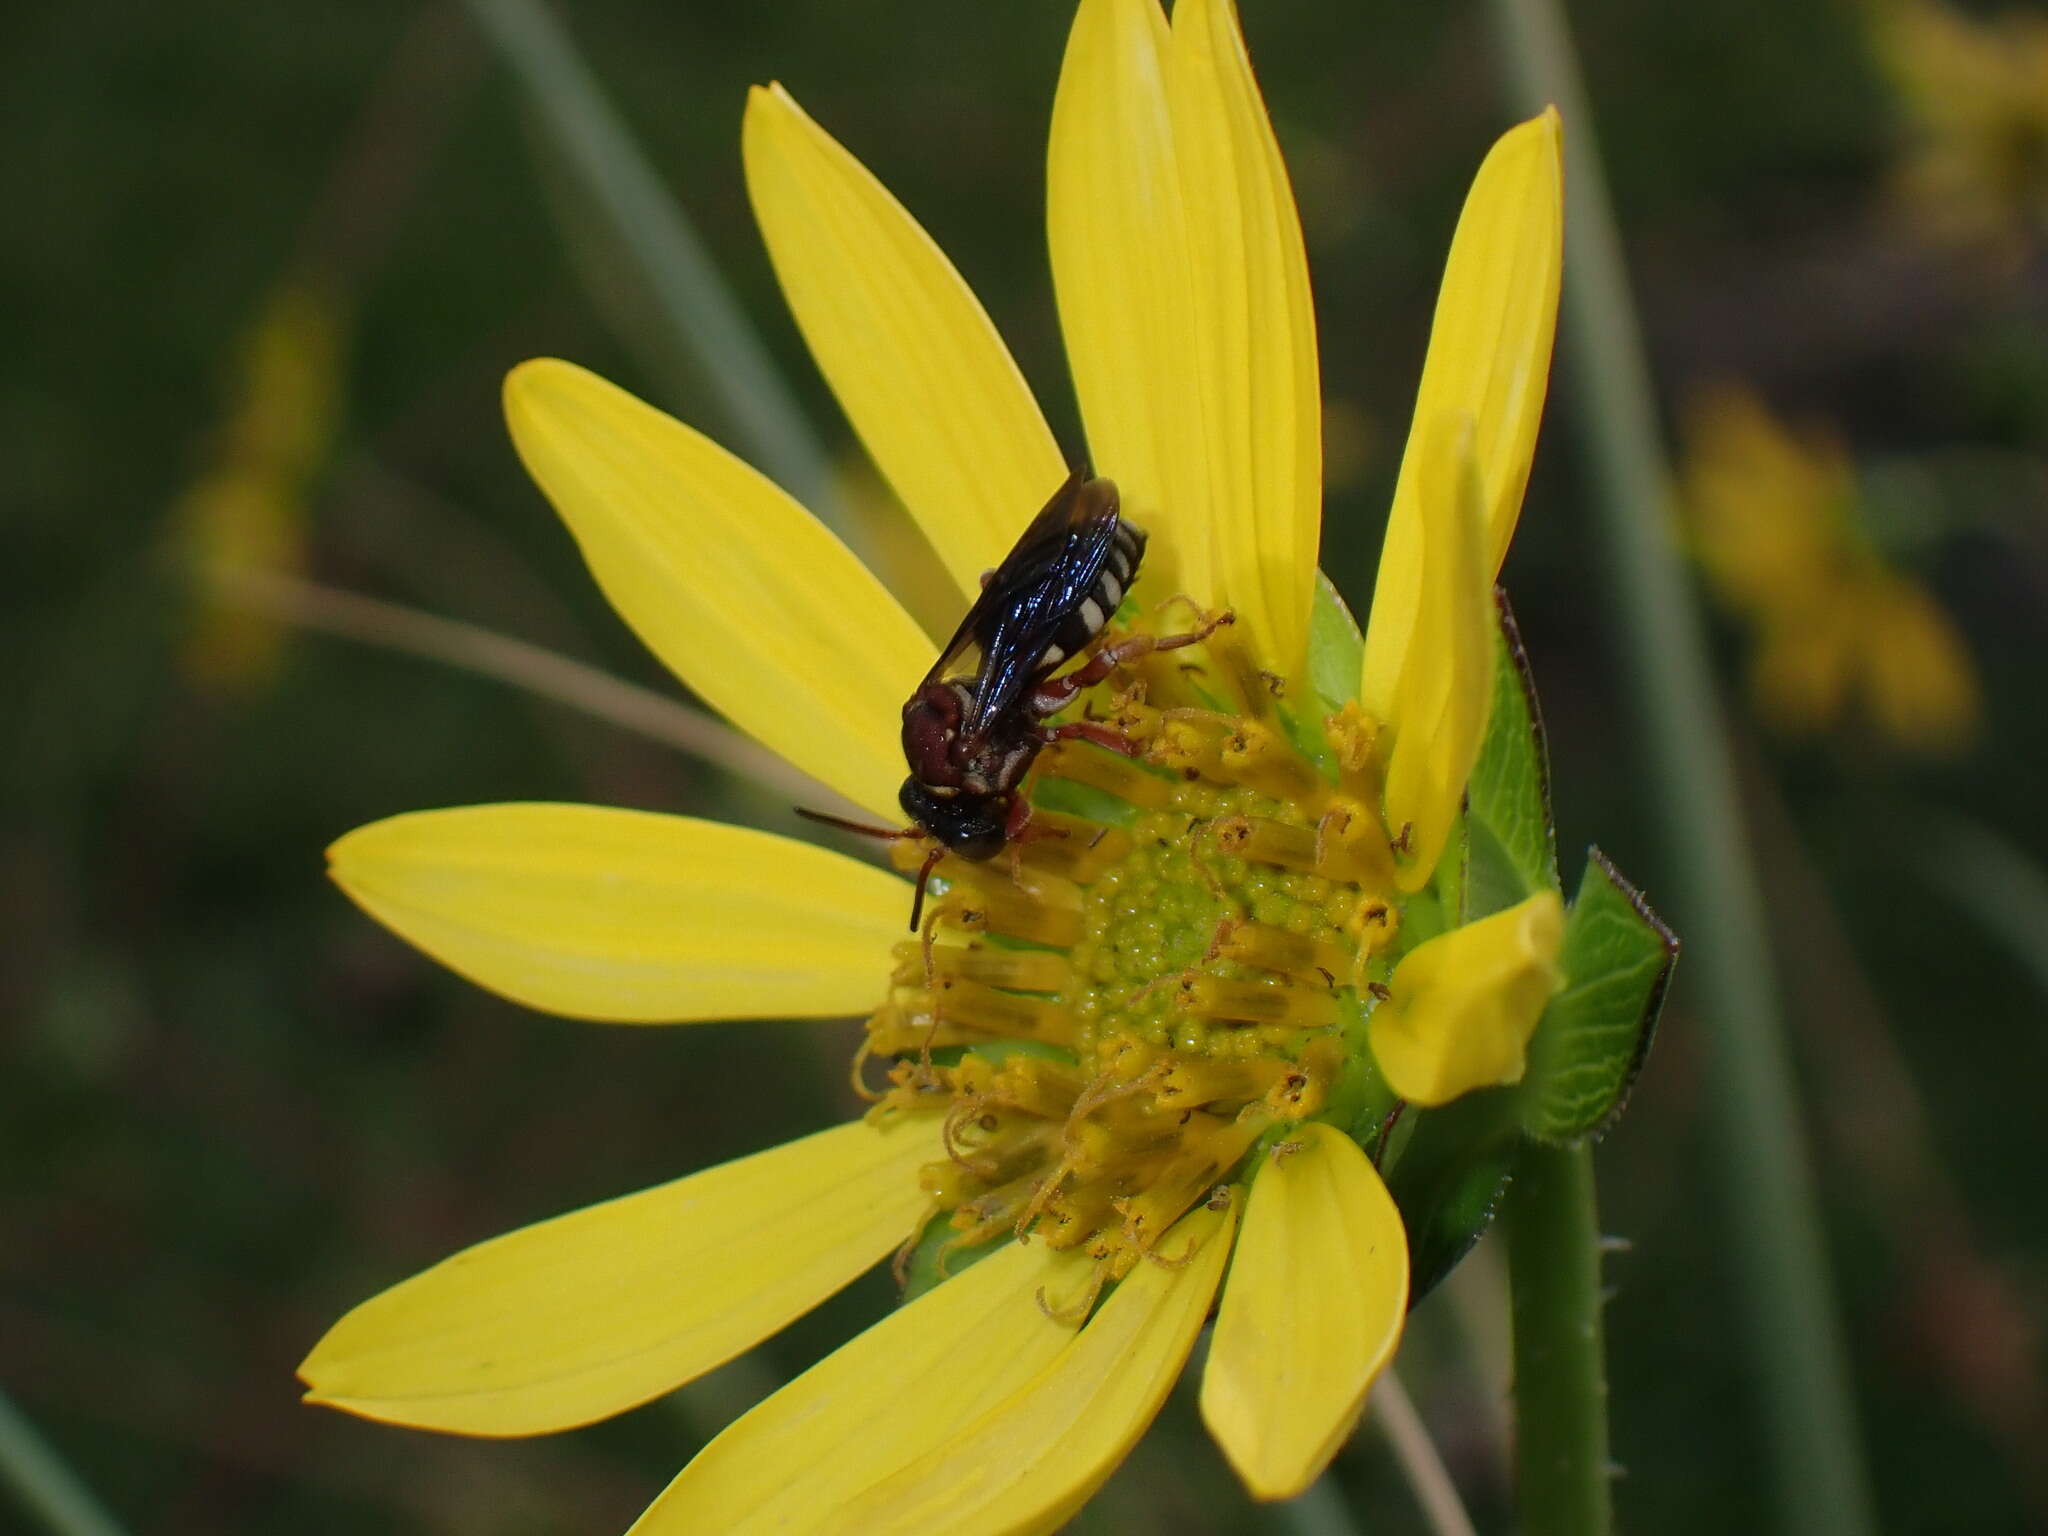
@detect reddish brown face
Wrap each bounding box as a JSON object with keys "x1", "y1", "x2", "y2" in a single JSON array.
[{"x1": 901, "y1": 682, "x2": 967, "y2": 788}]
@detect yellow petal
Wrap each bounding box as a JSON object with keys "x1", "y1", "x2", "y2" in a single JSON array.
[
  {"x1": 1048, "y1": 0, "x2": 1215, "y2": 601},
  {"x1": 1361, "y1": 110, "x2": 1563, "y2": 724},
  {"x1": 504, "y1": 358, "x2": 931, "y2": 821},
  {"x1": 840, "y1": 1193, "x2": 1238, "y2": 1536},
  {"x1": 1678, "y1": 386, "x2": 1849, "y2": 613},
  {"x1": 1861, "y1": 575, "x2": 1980, "y2": 753},
  {"x1": 1201, "y1": 1125, "x2": 1408, "y2": 1500},
  {"x1": 1382, "y1": 415, "x2": 1492, "y2": 892},
  {"x1": 743, "y1": 85, "x2": 1068, "y2": 600},
  {"x1": 1167, "y1": 0, "x2": 1321, "y2": 676},
  {"x1": 328, "y1": 803, "x2": 906, "y2": 1023},
  {"x1": 1368, "y1": 890, "x2": 1565, "y2": 1106},
  {"x1": 632, "y1": 1242, "x2": 1090, "y2": 1534},
  {"x1": 299, "y1": 1115, "x2": 944, "y2": 1435}
]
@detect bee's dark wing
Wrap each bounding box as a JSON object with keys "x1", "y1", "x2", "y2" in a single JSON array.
[{"x1": 925, "y1": 469, "x2": 1121, "y2": 737}]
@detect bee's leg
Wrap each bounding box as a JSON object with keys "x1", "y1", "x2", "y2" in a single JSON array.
[
  {"x1": 1003, "y1": 794, "x2": 1038, "y2": 843},
  {"x1": 1142, "y1": 604, "x2": 1236, "y2": 654},
  {"x1": 1040, "y1": 719, "x2": 1141, "y2": 756},
  {"x1": 1034, "y1": 608, "x2": 1238, "y2": 714},
  {"x1": 1001, "y1": 795, "x2": 1075, "y2": 845},
  {"x1": 1023, "y1": 608, "x2": 1236, "y2": 741},
  {"x1": 1002, "y1": 796, "x2": 1069, "y2": 893}
]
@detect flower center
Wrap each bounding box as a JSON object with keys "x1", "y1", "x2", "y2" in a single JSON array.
[{"x1": 866, "y1": 610, "x2": 1410, "y2": 1304}]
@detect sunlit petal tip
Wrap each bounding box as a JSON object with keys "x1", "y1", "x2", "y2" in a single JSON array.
[
  {"x1": 1368, "y1": 889, "x2": 1566, "y2": 1106},
  {"x1": 837, "y1": 1193, "x2": 1237, "y2": 1536},
  {"x1": 1202, "y1": 1126, "x2": 1408, "y2": 1500},
  {"x1": 325, "y1": 803, "x2": 906, "y2": 1023},
  {"x1": 1359, "y1": 106, "x2": 1563, "y2": 721},
  {"x1": 742, "y1": 75, "x2": 1065, "y2": 600},
  {"x1": 296, "y1": 1116, "x2": 943, "y2": 1438},
  {"x1": 500, "y1": 357, "x2": 930, "y2": 820}
]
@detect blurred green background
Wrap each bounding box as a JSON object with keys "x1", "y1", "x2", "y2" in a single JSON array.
[{"x1": 6, "y1": 0, "x2": 2047, "y2": 1531}]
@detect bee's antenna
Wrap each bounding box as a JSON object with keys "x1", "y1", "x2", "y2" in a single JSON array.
[
  {"x1": 908, "y1": 844, "x2": 945, "y2": 934},
  {"x1": 795, "y1": 806, "x2": 916, "y2": 841}
]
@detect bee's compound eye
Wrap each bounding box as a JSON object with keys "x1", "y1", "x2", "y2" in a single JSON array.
[{"x1": 899, "y1": 777, "x2": 939, "y2": 827}]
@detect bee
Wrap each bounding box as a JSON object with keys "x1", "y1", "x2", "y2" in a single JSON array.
[{"x1": 803, "y1": 468, "x2": 1229, "y2": 928}]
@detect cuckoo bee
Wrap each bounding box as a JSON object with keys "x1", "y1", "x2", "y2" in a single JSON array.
[{"x1": 802, "y1": 467, "x2": 1230, "y2": 928}]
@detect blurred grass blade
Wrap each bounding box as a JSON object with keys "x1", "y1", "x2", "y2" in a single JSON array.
[
  {"x1": 1912, "y1": 806, "x2": 2048, "y2": 1002},
  {"x1": 1487, "y1": 1, "x2": 1879, "y2": 1532},
  {"x1": 211, "y1": 566, "x2": 866, "y2": 824},
  {"x1": 1371, "y1": 1371, "x2": 1479, "y2": 1536},
  {"x1": 461, "y1": 0, "x2": 835, "y2": 516},
  {"x1": 0, "y1": 1390, "x2": 128, "y2": 1536}
]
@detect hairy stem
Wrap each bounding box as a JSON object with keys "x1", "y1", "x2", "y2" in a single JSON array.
[
  {"x1": 1487, "y1": 0, "x2": 1879, "y2": 1530},
  {"x1": 1505, "y1": 1141, "x2": 1610, "y2": 1535}
]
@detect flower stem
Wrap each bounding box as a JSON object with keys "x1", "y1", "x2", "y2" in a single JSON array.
[
  {"x1": 1504, "y1": 1141, "x2": 1610, "y2": 1536},
  {"x1": 1486, "y1": 1, "x2": 1879, "y2": 1531},
  {"x1": 0, "y1": 1389, "x2": 128, "y2": 1536}
]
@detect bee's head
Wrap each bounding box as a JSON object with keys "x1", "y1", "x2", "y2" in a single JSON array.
[
  {"x1": 901, "y1": 681, "x2": 967, "y2": 785},
  {"x1": 899, "y1": 778, "x2": 1008, "y2": 860}
]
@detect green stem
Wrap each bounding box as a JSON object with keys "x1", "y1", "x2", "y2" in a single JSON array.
[
  {"x1": 0, "y1": 1389, "x2": 128, "y2": 1536},
  {"x1": 460, "y1": 0, "x2": 836, "y2": 515},
  {"x1": 1487, "y1": 1, "x2": 1879, "y2": 1532},
  {"x1": 1505, "y1": 1142, "x2": 1611, "y2": 1536}
]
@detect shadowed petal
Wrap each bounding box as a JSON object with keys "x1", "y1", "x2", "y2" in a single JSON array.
[
  {"x1": 505, "y1": 358, "x2": 932, "y2": 820},
  {"x1": 299, "y1": 1116, "x2": 944, "y2": 1436},
  {"x1": 632, "y1": 1242, "x2": 1090, "y2": 1533},
  {"x1": 1361, "y1": 111, "x2": 1563, "y2": 725},
  {"x1": 744, "y1": 84, "x2": 1068, "y2": 601},
  {"x1": 1201, "y1": 1125, "x2": 1408, "y2": 1499},
  {"x1": 328, "y1": 803, "x2": 906, "y2": 1022},
  {"x1": 1369, "y1": 889, "x2": 1565, "y2": 1105}
]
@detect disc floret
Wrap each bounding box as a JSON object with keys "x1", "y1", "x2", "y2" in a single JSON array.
[{"x1": 867, "y1": 610, "x2": 1408, "y2": 1294}]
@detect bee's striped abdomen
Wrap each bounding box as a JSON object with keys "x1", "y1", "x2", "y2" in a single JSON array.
[{"x1": 1038, "y1": 519, "x2": 1146, "y2": 670}]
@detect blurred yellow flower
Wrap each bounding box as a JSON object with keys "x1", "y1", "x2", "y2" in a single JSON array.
[
  {"x1": 170, "y1": 280, "x2": 347, "y2": 693},
  {"x1": 299, "y1": 1, "x2": 1566, "y2": 1527},
  {"x1": 1680, "y1": 386, "x2": 1979, "y2": 754},
  {"x1": 1878, "y1": 0, "x2": 2048, "y2": 256}
]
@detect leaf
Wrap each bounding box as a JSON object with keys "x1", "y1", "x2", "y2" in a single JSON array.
[
  {"x1": 1518, "y1": 849, "x2": 1677, "y2": 1144},
  {"x1": 1376, "y1": 1091, "x2": 1520, "y2": 1304},
  {"x1": 1464, "y1": 589, "x2": 1557, "y2": 915}
]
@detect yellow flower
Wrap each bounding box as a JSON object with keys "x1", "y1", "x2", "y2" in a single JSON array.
[
  {"x1": 170, "y1": 280, "x2": 347, "y2": 693},
  {"x1": 299, "y1": 0, "x2": 1563, "y2": 1525},
  {"x1": 1680, "y1": 385, "x2": 1979, "y2": 754},
  {"x1": 1877, "y1": 0, "x2": 2048, "y2": 257}
]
